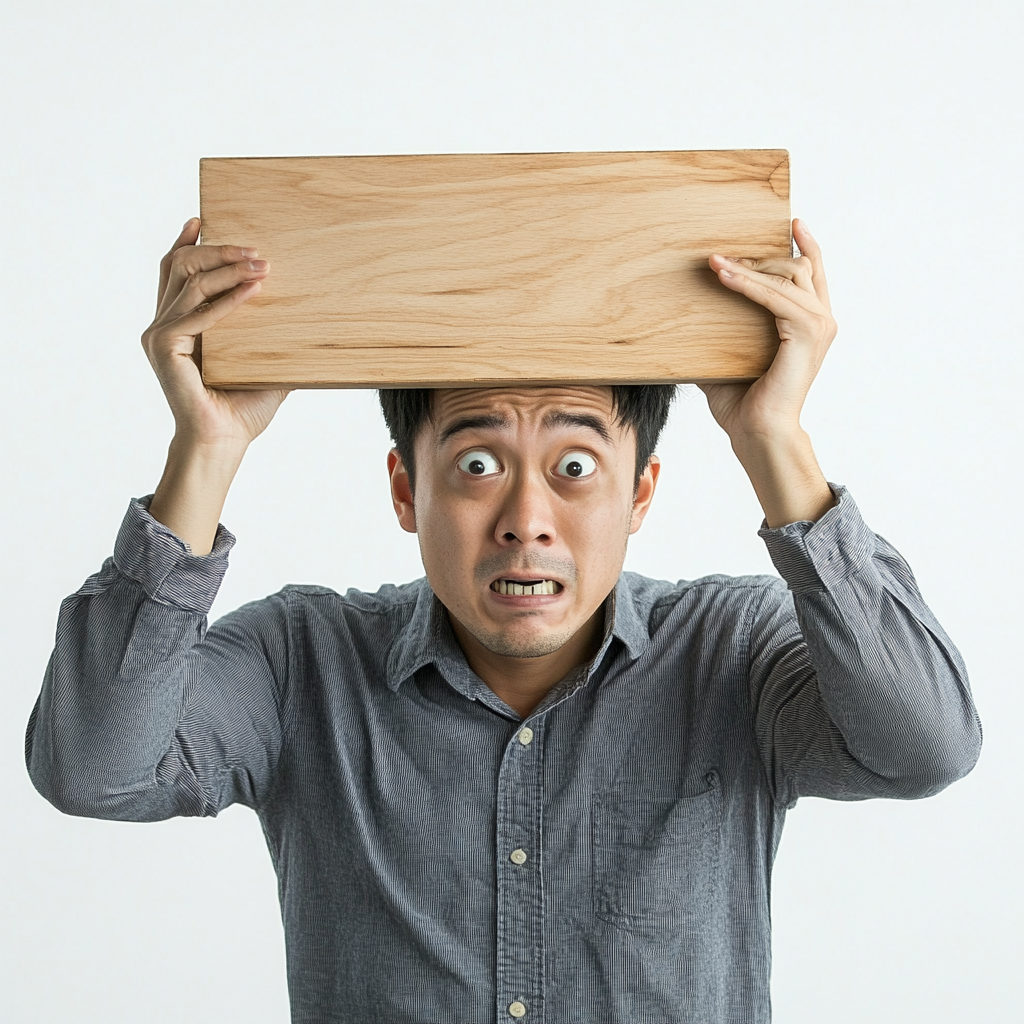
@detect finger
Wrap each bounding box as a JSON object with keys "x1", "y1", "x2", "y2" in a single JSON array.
[
  {"x1": 160, "y1": 242, "x2": 261, "y2": 315},
  {"x1": 710, "y1": 256, "x2": 821, "y2": 315},
  {"x1": 162, "y1": 259, "x2": 269, "y2": 319},
  {"x1": 729, "y1": 256, "x2": 814, "y2": 293},
  {"x1": 158, "y1": 218, "x2": 201, "y2": 310},
  {"x1": 792, "y1": 219, "x2": 831, "y2": 309},
  {"x1": 711, "y1": 258, "x2": 819, "y2": 323},
  {"x1": 156, "y1": 280, "x2": 264, "y2": 350}
]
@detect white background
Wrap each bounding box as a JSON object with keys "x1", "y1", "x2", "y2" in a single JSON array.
[{"x1": 1, "y1": 2, "x2": 1020, "y2": 1021}]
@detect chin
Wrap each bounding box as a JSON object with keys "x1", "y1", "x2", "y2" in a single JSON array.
[{"x1": 474, "y1": 626, "x2": 573, "y2": 660}]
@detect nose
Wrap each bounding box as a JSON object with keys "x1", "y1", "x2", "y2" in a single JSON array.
[{"x1": 494, "y1": 469, "x2": 557, "y2": 546}]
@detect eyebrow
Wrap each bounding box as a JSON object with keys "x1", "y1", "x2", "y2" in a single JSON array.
[
  {"x1": 437, "y1": 414, "x2": 510, "y2": 446},
  {"x1": 436, "y1": 410, "x2": 614, "y2": 447},
  {"x1": 541, "y1": 410, "x2": 614, "y2": 445}
]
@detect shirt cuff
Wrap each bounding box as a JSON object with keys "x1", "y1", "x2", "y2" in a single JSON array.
[
  {"x1": 757, "y1": 484, "x2": 876, "y2": 593},
  {"x1": 111, "y1": 495, "x2": 236, "y2": 613}
]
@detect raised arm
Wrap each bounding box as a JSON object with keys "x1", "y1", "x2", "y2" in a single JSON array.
[
  {"x1": 704, "y1": 220, "x2": 980, "y2": 800},
  {"x1": 27, "y1": 221, "x2": 290, "y2": 819}
]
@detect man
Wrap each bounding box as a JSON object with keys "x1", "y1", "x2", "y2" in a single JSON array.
[{"x1": 27, "y1": 216, "x2": 981, "y2": 1023}]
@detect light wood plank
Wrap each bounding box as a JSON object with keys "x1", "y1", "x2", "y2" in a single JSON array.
[{"x1": 198, "y1": 150, "x2": 790, "y2": 388}]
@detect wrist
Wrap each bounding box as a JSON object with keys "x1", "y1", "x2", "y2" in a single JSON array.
[
  {"x1": 729, "y1": 424, "x2": 809, "y2": 469},
  {"x1": 149, "y1": 436, "x2": 246, "y2": 556},
  {"x1": 732, "y1": 428, "x2": 835, "y2": 528},
  {"x1": 167, "y1": 431, "x2": 249, "y2": 469}
]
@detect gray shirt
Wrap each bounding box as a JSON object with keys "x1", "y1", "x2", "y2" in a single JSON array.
[{"x1": 26, "y1": 485, "x2": 981, "y2": 1024}]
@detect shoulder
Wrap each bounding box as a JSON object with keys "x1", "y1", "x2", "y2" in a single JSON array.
[
  {"x1": 618, "y1": 569, "x2": 790, "y2": 637},
  {"x1": 280, "y1": 578, "x2": 426, "y2": 613},
  {"x1": 211, "y1": 578, "x2": 429, "y2": 638},
  {"x1": 276, "y1": 578, "x2": 428, "y2": 636}
]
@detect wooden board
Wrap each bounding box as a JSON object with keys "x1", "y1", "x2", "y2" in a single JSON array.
[{"x1": 198, "y1": 150, "x2": 791, "y2": 388}]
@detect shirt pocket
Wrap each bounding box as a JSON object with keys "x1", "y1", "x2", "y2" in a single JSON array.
[{"x1": 592, "y1": 770, "x2": 722, "y2": 936}]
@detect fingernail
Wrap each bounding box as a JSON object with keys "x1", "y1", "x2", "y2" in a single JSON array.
[
  {"x1": 241, "y1": 247, "x2": 258, "y2": 258},
  {"x1": 711, "y1": 254, "x2": 734, "y2": 276},
  {"x1": 248, "y1": 260, "x2": 268, "y2": 270}
]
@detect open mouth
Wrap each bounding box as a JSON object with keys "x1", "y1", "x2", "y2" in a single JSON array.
[{"x1": 490, "y1": 579, "x2": 563, "y2": 597}]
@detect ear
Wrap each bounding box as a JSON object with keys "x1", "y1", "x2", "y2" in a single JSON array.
[
  {"x1": 387, "y1": 449, "x2": 417, "y2": 533},
  {"x1": 628, "y1": 454, "x2": 661, "y2": 535}
]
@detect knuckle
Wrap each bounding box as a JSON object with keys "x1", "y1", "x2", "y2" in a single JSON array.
[
  {"x1": 182, "y1": 279, "x2": 207, "y2": 305},
  {"x1": 141, "y1": 326, "x2": 166, "y2": 357},
  {"x1": 170, "y1": 247, "x2": 191, "y2": 271},
  {"x1": 811, "y1": 312, "x2": 835, "y2": 338}
]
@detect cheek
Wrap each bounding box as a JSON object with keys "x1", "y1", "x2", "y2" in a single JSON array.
[
  {"x1": 562, "y1": 495, "x2": 633, "y2": 565},
  {"x1": 416, "y1": 494, "x2": 483, "y2": 574}
]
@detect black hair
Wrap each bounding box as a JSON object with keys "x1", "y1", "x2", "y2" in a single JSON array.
[{"x1": 378, "y1": 385, "x2": 677, "y2": 492}]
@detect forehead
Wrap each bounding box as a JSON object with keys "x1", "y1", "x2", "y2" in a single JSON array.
[{"x1": 428, "y1": 386, "x2": 618, "y2": 432}]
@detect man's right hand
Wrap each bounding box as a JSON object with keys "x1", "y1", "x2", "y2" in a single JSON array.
[
  {"x1": 145, "y1": 219, "x2": 290, "y2": 555},
  {"x1": 143, "y1": 218, "x2": 288, "y2": 451}
]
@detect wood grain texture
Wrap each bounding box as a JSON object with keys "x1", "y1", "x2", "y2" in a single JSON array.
[{"x1": 198, "y1": 150, "x2": 791, "y2": 388}]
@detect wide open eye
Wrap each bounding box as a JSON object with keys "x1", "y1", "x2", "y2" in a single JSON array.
[
  {"x1": 457, "y1": 450, "x2": 501, "y2": 476},
  {"x1": 555, "y1": 452, "x2": 598, "y2": 479}
]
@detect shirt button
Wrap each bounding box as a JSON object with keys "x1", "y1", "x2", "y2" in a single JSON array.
[
  {"x1": 508, "y1": 1001, "x2": 527, "y2": 1018},
  {"x1": 518, "y1": 727, "x2": 534, "y2": 745},
  {"x1": 509, "y1": 848, "x2": 527, "y2": 865}
]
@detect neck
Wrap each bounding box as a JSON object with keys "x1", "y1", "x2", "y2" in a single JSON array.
[{"x1": 448, "y1": 605, "x2": 606, "y2": 718}]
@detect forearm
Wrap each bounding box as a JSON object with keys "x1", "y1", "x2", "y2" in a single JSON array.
[
  {"x1": 28, "y1": 581, "x2": 206, "y2": 819},
  {"x1": 731, "y1": 427, "x2": 835, "y2": 528},
  {"x1": 801, "y1": 574, "x2": 977, "y2": 782},
  {"x1": 26, "y1": 499, "x2": 235, "y2": 819},
  {"x1": 149, "y1": 436, "x2": 247, "y2": 555},
  {"x1": 26, "y1": 499, "x2": 284, "y2": 820},
  {"x1": 754, "y1": 489, "x2": 982, "y2": 802}
]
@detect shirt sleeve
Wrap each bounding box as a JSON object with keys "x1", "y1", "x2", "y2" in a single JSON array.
[
  {"x1": 748, "y1": 484, "x2": 982, "y2": 807},
  {"x1": 25, "y1": 497, "x2": 289, "y2": 821}
]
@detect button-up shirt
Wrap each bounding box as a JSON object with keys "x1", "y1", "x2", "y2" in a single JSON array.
[{"x1": 26, "y1": 486, "x2": 982, "y2": 1023}]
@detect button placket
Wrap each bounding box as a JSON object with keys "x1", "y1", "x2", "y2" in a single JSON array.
[{"x1": 494, "y1": 717, "x2": 545, "y2": 1022}]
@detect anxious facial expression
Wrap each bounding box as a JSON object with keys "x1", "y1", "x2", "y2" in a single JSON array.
[{"x1": 388, "y1": 386, "x2": 659, "y2": 662}]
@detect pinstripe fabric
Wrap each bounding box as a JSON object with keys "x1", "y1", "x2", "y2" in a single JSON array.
[{"x1": 26, "y1": 485, "x2": 981, "y2": 1024}]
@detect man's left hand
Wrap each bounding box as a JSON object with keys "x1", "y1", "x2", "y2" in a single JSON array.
[{"x1": 701, "y1": 218, "x2": 839, "y2": 528}]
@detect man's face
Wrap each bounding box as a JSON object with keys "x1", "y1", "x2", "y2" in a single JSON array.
[{"x1": 387, "y1": 386, "x2": 659, "y2": 663}]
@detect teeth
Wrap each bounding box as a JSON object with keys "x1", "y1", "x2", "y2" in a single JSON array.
[{"x1": 491, "y1": 579, "x2": 559, "y2": 596}]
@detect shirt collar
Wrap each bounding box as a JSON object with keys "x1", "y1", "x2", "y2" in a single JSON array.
[
  {"x1": 385, "y1": 573, "x2": 650, "y2": 695},
  {"x1": 603, "y1": 571, "x2": 650, "y2": 662},
  {"x1": 385, "y1": 579, "x2": 476, "y2": 696}
]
